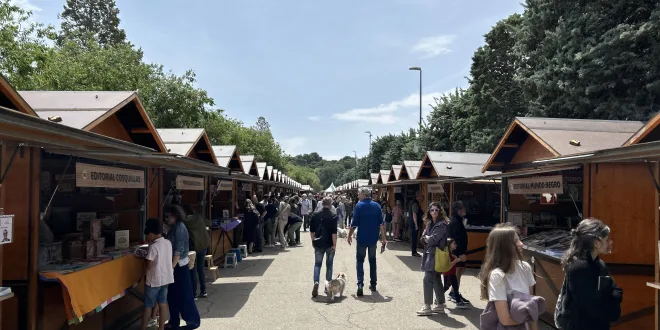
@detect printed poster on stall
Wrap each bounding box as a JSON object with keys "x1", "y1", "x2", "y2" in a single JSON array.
[
  {"x1": 216, "y1": 180, "x2": 233, "y2": 191},
  {"x1": 0, "y1": 215, "x2": 13, "y2": 245},
  {"x1": 76, "y1": 163, "x2": 144, "y2": 189},
  {"x1": 176, "y1": 175, "x2": 204, "y2": 191},
  {"x1": 508, "y1": 175, "x2": 563, "y2": 195}
]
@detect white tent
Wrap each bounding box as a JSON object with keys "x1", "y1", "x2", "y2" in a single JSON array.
[{"x1": 324, "y1": 182, "x2": 336, "y2": 194}]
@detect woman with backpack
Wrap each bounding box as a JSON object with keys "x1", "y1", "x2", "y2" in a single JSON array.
[{"x1": 556, "y1": 218, "x2": 622, "y2": 330}]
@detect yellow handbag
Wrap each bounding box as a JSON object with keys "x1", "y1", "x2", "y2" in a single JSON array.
[{"x1": 434, "y1": 247, "x2": 451, "y2": 272}]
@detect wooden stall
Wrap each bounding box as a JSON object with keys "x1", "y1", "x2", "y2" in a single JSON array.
[
  {"x1": 7, "y1": 91, "x2": 172, "y2": 330},
  {"x1": 417, "y1": 151, "x2": 502, "y2": 267},
  {"x1": 0, "y1": 103, "x2": 173, "y2": 330},
  {"x1": 210, "y1": 145, "x2": 244, "y2": 265},
  {"x1": 482, "y1": 117, "x2": 655, "y2": 329}
]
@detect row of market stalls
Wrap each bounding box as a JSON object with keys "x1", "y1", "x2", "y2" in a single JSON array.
[
  {"x1": 335, "y1": 116, "x2": 660, "y2": 329},
  {"x1": 0, "y1": 77, "x2": 304, "y2": 330}
]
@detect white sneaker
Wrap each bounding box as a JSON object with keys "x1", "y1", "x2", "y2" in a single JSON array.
[
  {"x1": 432, "y1": 303, "x2": 446, "y2": 313},
  {"x1": 417, "y1": 305, "x2": 433, "y2": 316}
]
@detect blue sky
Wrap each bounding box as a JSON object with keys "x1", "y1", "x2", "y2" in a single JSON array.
[{"x1": 18, "y1": 0, "x2": 523, "y2": 160}]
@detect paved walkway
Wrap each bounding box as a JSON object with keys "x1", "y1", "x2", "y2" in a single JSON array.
[{"x1": 195, "y1": 233, "x2": 489, "y2": 330}]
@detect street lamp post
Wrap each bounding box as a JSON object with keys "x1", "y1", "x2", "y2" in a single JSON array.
[
  {"x1": 365, "y1": 131, "x2": 372, "y2": 177},
  {"x1": 352, "y1": 150, "x2": 358, "y2": 180},
  {"x1": 409, "y1": 67, "x2": 422, "y2": 132}
]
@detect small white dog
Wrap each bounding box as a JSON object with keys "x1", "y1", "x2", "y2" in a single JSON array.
[
  {"x1": 325, "y1": 272, "x2": 347, "y2": 302},
  {"x1": 337, "y1": 227, "x2": 347, "y2": 238}
]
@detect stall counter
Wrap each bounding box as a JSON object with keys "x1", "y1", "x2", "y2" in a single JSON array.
[
  {"x1": 465, "y1": 226, "x2": 491, "y2": 268},
  {"x1": 524, "y1": 247, "x2": 654, "y2": 329},
  {"x1": 39, "y1": 254, "x2": 144, "y2": 324},
  {"x1": 210, "y1": 219, "x2": 241, "y2": 265}
]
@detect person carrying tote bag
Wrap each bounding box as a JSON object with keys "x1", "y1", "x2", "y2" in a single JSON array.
[{"x1": 417, "y1": 202, "x2": 449, "y2": 316}]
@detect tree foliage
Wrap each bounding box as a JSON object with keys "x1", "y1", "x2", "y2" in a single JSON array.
[
  {"x1": 0, "y1": 0, "x2": 310, "y2": 187},
  {"x1": 419, "y1": 1, "x2": 660, "y2": 156},
  {"x1": 57, "y1": 0, "x2": 127, "y2": 47}
]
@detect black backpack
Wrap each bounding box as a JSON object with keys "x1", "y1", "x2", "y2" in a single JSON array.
[
  {"x1": 312, "y1": 211, "x2": 332, "y2": 248},
  {"x1": 554, "y1": 273, "x2": 571, "y2": 329}
]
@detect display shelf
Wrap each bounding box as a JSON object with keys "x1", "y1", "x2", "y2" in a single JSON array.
[{"x1": 0, "y1": 292, "x2": 14, "y2": 303}]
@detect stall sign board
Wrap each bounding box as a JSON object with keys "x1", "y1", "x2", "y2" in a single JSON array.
[
  {"x1": 217, "y1": 180, "x2": 233, "y2": 191},
  {"x1": 428, "y1": 184, "x2": 444, "y2": 194},
  {"x1": 508, "y1": 175, "x2": 563, "y2": 195},
  {"x1": 394, "y1": 187, "x2": 402, "y2": 193},
  {"x1": 0, "y1": 215, "x2": 13, "y2": 245},
  {"x1": 242, "y1": 183, "x2": 252, "y2": 192},
  {"x1": 76, "y1": 163, "x2": 144, "y2": 189},
  {"x1": 176, "y1": 175, "x2": 204, "y2": 191}
]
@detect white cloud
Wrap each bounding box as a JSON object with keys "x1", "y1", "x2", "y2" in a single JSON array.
[
  {"x1": 280, "y1": 137, "x2": 307, "y2": 155},
  {"x1": 307, "y1": 116, "x2": 321, "y2": 121},
  {"x1": 411, "y1": 35, "x2": 456, "y2": 59},
  {"x1": 332, "y1": 91, "x2": 443, "y2": 124},
  {"x1": 10, "y1": 0, "x2": 41, "y2": 12}
]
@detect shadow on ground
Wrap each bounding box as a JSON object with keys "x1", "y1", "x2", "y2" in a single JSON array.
[
  {"x1": 351, "y1": 290, "x2": 394, "y2": 304},
  {"x1": 396, "y1": 255, "x2": 422, "y2": 272},
  {"x1": 219, "y1": 258, "x2": 275, "y2": 277},
  {"x1": 312, "y1": 295, "x2": 349, "y2": 304},
  {"x1": 198, "y1": 282, "x2": 258, "y2": 319}
]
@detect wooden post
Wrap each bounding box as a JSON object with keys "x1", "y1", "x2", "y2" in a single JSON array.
[
  {"x1": 232, "y1": 180, "x2": 237, "y2": 216},
  {"x1": 449, "y1": 182, "x2": 454, "y2": 215},
  {"x1": 655, "y1": 162, "x2": 659, "y2": 330}
]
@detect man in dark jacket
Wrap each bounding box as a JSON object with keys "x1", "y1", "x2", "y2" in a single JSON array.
[
  {"x1": 448, "y1": 201, "x2": 469, "y2": 304},
  {"x1": 182, "y1": 205, "x2": 211, "y2": 298},
  {"x1": 309, "y1": 197, "x2": 338, "y2": 297},
  {"x1": 409, "y1": 191, "x2": 424, "y2": 257}
]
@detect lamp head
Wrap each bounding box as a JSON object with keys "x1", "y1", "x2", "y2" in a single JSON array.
[{"x1": 409, "y1": 67, "x2": 421, "y2": 71}]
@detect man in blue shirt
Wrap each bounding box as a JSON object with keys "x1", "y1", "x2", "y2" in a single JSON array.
[{"x1": 348, "y1": 187, "x2": 386, "y2": 296}]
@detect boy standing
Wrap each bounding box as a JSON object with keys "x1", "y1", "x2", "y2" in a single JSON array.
[{"x1": 142, "y1": 218, "x2": 174, "y2": 330}]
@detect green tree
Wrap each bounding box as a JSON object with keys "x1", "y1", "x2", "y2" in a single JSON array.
[
  {"x1": 517, "y1": 0, "x2": 660, "y2": 120},
  {"x1": 140, "y1": 66, "x2": 214, "y2": 128},
  {"x1": 57, "y1": 0, "x2": 127, "y2": 47},
  {"x1": 467, "y1": 14, "x2": 525, "y2": 153},
  {"x1": 25, "y1": 39, "x2": 150, "y2": 91},
  {"x1": 0, "y1": 0, "x2": 55, "y2": 89}
]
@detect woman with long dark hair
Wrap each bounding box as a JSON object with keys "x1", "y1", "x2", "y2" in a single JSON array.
[
  {"x1": 163, "y1": 204, "x2": 200, "y2": 330},
  {"x1": 243, "y1": 199, "x2": 260, "y2": 254},
  {"x1": 560, "y1": 218, "x2": 622, "y2": 329},
  {"x1": 417, "y1": 202, "x2": 449, "y2": 316}
]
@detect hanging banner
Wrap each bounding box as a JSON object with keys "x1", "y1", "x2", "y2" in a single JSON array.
[
  {"x1": 76, "y1": 163, "x2": 144, "y2": 189},
  {"x1": 428, "y1": 184, "x2": 444, "y2": 194},
  {"x1": 508, "y1": 175, "x2": 563, "y2": 195},
  {"x1": 216, "y1": 180, "x2": 232, "y2": 191},
  {"x1": 0, "y1": 215, "x2": 13, "y2": 245},
  {"x1": 176, "y1": 176, "x2": 204, "y2": 190}
]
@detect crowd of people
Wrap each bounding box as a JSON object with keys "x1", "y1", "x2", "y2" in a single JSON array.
[{"x1": 137, "y1": 187, "x2": 624, "y2": 330}]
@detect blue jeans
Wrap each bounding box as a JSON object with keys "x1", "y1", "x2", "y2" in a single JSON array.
[
  {"x1": 313, "y1": 247, "x2": 335, "y2": 283},
  {"x1": 168, "y1": 264, "x2": 200, "y2": 329},
  {"x1": 144, "y1": 285, "x2": 168, "y2": 308},
  {"x1": 356, "y1": 243, "x2": 377, "y2": 288},
  {"x1": 190, "y1": 248, "x2": 207, "y2": 296}
]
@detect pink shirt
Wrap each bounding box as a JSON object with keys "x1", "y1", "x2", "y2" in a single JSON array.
[
  {"x1": 146, "y1": 237, "x2": 175, "y2": 287},
  {"x1": 392, "y1": 206, "x2": 403, "y2": 221}
]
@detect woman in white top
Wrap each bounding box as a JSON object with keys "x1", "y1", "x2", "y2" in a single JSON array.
[{"x1": 479, "y1": 224, "x2": 538, "y2": 330}]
